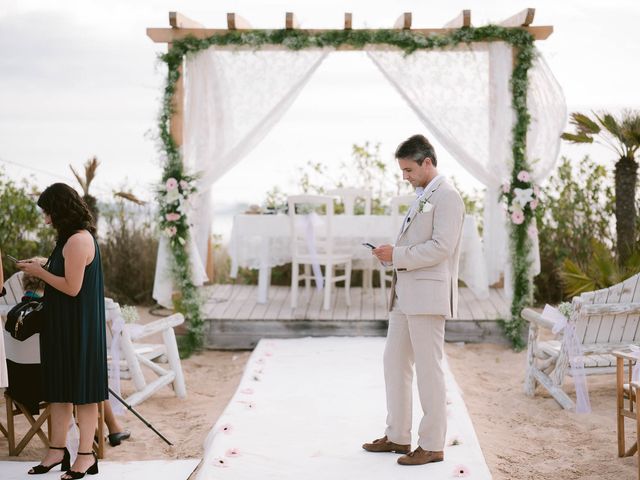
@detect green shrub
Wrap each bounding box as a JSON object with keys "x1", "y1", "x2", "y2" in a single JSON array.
[
  {"x1": 99, "y1": 199, "x2": 158, "y2": 305},
  {"x1": 534, "y1": 156, "x2": 616, "y2": 304},
  {"x1": 0, "y1": 171, "x2": 55, "y2": 277}
]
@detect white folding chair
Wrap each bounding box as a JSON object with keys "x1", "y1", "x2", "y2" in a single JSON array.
[
  {"x1": 105, "y1": 299, "x2": 186, "y2": 407},
  {"x1": 288, "y1": 194, "x2": 352, "y2": 311}
]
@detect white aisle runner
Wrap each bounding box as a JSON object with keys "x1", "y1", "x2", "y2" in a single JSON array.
[{"x1": 198, "y1": 337, "x2": 491, "y2": 479}]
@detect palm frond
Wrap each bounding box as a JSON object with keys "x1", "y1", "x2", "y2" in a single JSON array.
[
  {"x1": 69, "y1": 165, "x2": 87, "y2": 194},
  {"x1": 84, "y1": 156, "x2": 100, "y2": 189},
  {"x1": 560, "y1": 132, "x2": 593, "y2": 144},
  {"x1": 560, "y1": 258, "x2": 597, "y2": 298},
  {"x1": 569, "y1": 112, "x2": 600, "y2": 135},
  {"x1": 114, "y1": 191, "x2": 146, "y2": 205}
]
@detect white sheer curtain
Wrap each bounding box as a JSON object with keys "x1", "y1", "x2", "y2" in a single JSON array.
[
  {"x1": 367, "y1": 43, "x2": 566, "y2": 295},
  {"x1": 152, "y1": 48, "x2": 328, "y2": 308}
]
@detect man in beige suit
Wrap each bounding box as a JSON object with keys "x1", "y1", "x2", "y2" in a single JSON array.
[{"x1": 362, "y1": 134, "x2": 465, "y2": 466}]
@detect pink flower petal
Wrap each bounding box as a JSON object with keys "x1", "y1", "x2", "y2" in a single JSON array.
[
  {"x1": 452, "y1": 464, "x2": 471, "y2": 477},
  {"x1": 225, "y1": 448, "x2": 241, "y2": 457},
  {"x1": 212, "y1": 458, "x2": 229, "y2": 468}
]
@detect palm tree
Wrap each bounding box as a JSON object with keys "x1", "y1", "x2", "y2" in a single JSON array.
[
  {"x1": 562, "y1": 110, "x2": 640, "y2": 265},
  {"x1": 70, "y1": 156, "x2": 100, "y2": 230}
]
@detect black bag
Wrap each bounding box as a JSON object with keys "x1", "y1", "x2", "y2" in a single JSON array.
[{"x1": 5, "y1": 295, "x2": 45, "y2": 341}]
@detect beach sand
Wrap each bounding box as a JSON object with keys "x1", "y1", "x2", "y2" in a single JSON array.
[{"x1": 1, "y1": 323, "x2": 636, "y2": 479}]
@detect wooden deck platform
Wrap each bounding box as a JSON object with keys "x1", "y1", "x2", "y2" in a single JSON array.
[{"x1": 202, "y1": 284, "x2": 511, "y2": 349}]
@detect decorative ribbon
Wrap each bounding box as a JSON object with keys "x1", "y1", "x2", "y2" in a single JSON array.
[
  {"x1": 300, "y1": 212, "x2": 324, "y2": 291},
  {"x1": 543, "y1": 304, "x2": 591, "y2": 414},
  {"x1": 105, "y1": 298, "x2": 125, "y2": 415}
]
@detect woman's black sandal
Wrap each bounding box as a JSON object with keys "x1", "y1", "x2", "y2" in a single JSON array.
[
  {"x1": 62, "y1": 451, "x2": 98, "y2": 479},
  {"x1": 28, "y1": 446, "x2": 70, "y2": 474}
]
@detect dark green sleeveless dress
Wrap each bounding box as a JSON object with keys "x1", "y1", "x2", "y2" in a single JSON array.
[{"x1": 41, "y1": 235, "x2": 108, "y2": 404}]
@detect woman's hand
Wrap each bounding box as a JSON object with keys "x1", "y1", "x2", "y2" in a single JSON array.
[{"x1": 16, "y1": 259, "x2": 46, "y2": 278}]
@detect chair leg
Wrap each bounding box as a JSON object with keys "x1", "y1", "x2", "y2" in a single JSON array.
[
  {"x1": 345, "y1": 261, "x2": 352, "y2": 307},
  {"x1": 323, "y1": 264, "x2": 333, "y2": 310},
  {"x1": 291, "y1": 262, "x2": 299, "y2": 309},
  {"x1": 304, "y1": 264, "x2": 311, "y2": 293}
]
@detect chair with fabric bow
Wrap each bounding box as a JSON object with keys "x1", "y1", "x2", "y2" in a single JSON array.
[
  {"x1": 522, "y1": 272, "x2": 640, "y2": 410},
  {"x1": 288, "y1": 194, "x2": 352, "y2": 311}
]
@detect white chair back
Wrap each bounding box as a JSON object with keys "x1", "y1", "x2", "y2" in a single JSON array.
[
  {"x1": 0, "y1": 271, "x2": 25, "y2": 317},
  {"x1": 326, "y1": 187, "x2": 372, "y2": 215},
  {"x1": 390, "y1": 194, "x2": 415, "y2": 233},
  {"x1": 288, "y1": 194, "x2": 336, "y2": 259}
]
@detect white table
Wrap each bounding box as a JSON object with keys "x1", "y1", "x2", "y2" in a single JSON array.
[{"x1": 229, "y1": 214, "x2": 489, "y2": 303}]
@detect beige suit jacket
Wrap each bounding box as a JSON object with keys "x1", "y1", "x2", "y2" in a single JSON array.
[{"x1": 389, "y1": 177, "x2": 465, "y2": 317}]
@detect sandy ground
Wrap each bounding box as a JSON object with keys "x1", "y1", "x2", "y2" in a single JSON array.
[{"x1": 1, "y1": 326, "x2": 637, "y2": 479}]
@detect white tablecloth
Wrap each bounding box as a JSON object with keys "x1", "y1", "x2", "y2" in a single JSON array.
[{"x1": 229, "y1": 214, "x2": 489, "y2": 302}]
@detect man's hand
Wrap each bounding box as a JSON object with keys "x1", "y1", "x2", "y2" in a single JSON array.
[{"x1": 373, "y1": 244, "x2": 394, "y2": 263}]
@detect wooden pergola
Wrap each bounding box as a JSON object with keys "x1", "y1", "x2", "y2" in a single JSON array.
[{"x1": 147, "y1": 8, "x2": 553, "y2": 277}]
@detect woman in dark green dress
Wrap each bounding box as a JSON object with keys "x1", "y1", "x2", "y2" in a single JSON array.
[{"x1": 18, "y1": 183, "x2": 107, "y2": 479}]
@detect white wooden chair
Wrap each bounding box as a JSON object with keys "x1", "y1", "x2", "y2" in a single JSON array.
[
  {"x1": 377, "y1": 194, "x2": 415, "y2": 302},
  {"x1": 326, "y1": 188, "x2": 375, "y2": 290},
  {"x1": 105, "y1": 299, "x2": 186, "y2": 407},
  {"x1": 326, "y1": 187, "x2": 372, "y2": 215},
  {"x1": 0, "y1": 271, "x2": 24, "y2": 318},
  {"x1": 523, "y1": 272, "x2": 640, "y2": 410},
  {"x1": 288, "y1": 194, "x2": 352, "y2": 311}
]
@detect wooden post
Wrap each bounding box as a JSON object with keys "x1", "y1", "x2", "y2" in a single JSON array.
[
  {"x1": 393, "y1": 12, "x2": 412, "y2": 30},
  {"x1": 617, "y1": 356, "x2": 626, "y2": 457},
  {"x1": 344, "y1": 13, "x2": 352, "y2": 30}
]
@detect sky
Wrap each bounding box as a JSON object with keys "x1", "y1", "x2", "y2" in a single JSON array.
[{"x1": 1, "y1": 0, "x2": 639, "y2": 237}]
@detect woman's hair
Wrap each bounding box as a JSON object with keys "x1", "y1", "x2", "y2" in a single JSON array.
[
  {"x1": 22, "y1": 257, "x2": 48, "y2": 292},
  {"x1": 37, "y1": 183, "x2": 96, "y2": 243}
]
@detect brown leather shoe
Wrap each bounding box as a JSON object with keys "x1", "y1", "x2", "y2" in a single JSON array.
[
  {"x1": 397, "y1": 447, "x2": 444, "y2": 465},
  {"x1": 362, "y1": 436, "x2": 411, "y2": 454}
]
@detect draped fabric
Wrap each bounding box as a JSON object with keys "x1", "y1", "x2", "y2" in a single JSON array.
[
  {"x1": 152, "y1": 48, "x2": 328, "y2": 307},
  {"x1": 152, "y1": 43, "x2": 565, "y2": 304},
  {"x1": 367, "y1": 43, "x2": 566, "y2": 292}
]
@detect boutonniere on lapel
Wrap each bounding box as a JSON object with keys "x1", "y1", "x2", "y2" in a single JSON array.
[{"x1": 418, "y1": 198, "x2": 434, "y2": 213}]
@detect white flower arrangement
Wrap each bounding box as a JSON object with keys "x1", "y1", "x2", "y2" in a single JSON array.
[
  {"x1": 418, "y1": 198, "x2": 434, "y2": 213},
  {"x1": 120, "y1": 305, "x2": 140, "y2": 324}
]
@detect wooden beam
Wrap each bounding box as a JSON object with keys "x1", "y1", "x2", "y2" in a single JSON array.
[
  {"x1": 344, "y1": 12, "x2": 352, "y2": 30},
  {"x1": 169, "y1": 11, "x2": 204, "y2": 29},
  {"x1": 500, "y1": 8, "x2": 536, "y2": 27},
  {"x1": 147, "y1": 25, "x2": 553, "y2": 44},
  {"x1": 286, "y1": 12, "x2": 299, "y2": 30},
  {"x1": 227, "y1": 13, "x2": 252, "y2": 30},
  {"x1": 444, "y1": 9, "x2": 471, "y2": 28},
  {"x1": 393, "y1": 12, "x2": 412, "y2": 29},
  {"x1": 393, "y1": 12, "x2": 412, "y2": 30}
]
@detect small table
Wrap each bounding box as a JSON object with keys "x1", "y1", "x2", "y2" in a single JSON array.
[{"x1": 613, "y1": 349, "x2": 640, "y2": 473}]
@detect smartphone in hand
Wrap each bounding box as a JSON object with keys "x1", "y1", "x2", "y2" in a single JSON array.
[
  {"x1": 6, "y1": 254, "x2": 20, "y2": 263},
  {"x1": 362, "y1": 242, "x2": 376, "y2": 250}
]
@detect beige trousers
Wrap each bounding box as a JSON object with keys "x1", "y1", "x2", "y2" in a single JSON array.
[{"x1": 383, "y1": 305, "x2": 446, "y2": 451}]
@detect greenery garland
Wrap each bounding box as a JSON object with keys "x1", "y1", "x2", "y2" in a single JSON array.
[{"x1": 157, "y1": 25, "x2": 536, "y2": 352}]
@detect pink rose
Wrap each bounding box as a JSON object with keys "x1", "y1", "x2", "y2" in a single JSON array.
[
  {"x1": 517, "y1": 170, "x2": 531, "y2": 182},
  {"x1": 179, "y1": 179, "x2": 189, "y2": 190},
  {"x1": 165, "y1": 212, "x2": 181, "y2": 222},
  {"x1": 165, "y1": 177, "x2": 178, "y2": 191},
  {"x1": 511, "y1": 211, "x2": 525, "y2": 225},
  {"x1": 530, "y1": 199, "x2": 539, "y2": 210}
]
